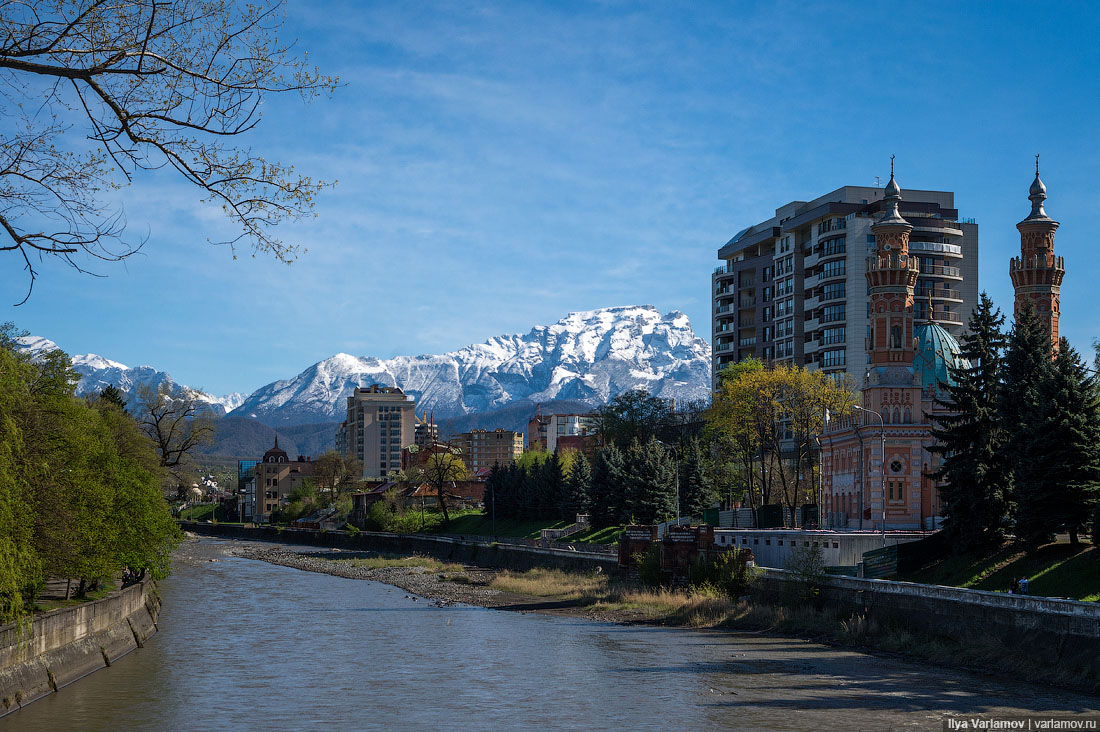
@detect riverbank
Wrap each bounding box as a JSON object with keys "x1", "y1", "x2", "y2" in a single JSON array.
[
  {"x1": 235, "y1": 543, "x2": 1100, "y2": 696},
  {"x1": 0, "y1": 577, "x2": 160, "y2": 718}
]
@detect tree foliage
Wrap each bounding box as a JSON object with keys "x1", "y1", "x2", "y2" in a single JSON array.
[
  {"x1": 405, "y1": 448, "x2": 468, "y2": 524},
  {"x1": 0, "y1": 326, "x2": 180, "y2": 623},
  {"x1": 596, "y1": 389, "x2": 674, "y2": 449},
  {"x1": 0, "y1": 0, "x2": 338, "y2": 300},
  {"x1": 707, "y1": 359, "x2": 855, "y2": 523},
  {"x1": 929, "y1": 292, "x2": 1010, "y2": 551}
]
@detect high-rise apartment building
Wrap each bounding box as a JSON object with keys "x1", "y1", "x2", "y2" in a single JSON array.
[
  {"x1": 712, "y1": 184, "x2": 978, "y2": 383},
  {"x1": 450, "y1": 429, "x2": 524, "y2": 473},
  {"x1": 338, "y1": 385, "x2": 416, "y2": 479}
]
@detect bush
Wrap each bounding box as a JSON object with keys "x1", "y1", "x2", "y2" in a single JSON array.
[
  {"x1": 634, "y1": 545, "x2": 663, "y2": 588},
  {"x1": 785, "y1": 542, "x2": 826, "y2": 602},
  {"x1": 688, "y1": 549, "x2": 755, "y2": 599}
]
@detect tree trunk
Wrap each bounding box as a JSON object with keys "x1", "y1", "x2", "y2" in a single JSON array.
[{"x1": 437, "y1": 482, "x2": 450, "y2": 524}]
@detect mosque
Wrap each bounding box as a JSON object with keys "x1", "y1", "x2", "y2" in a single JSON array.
[{"x1": 821, "y1": 161, "x2": 1064, "y2": 530}]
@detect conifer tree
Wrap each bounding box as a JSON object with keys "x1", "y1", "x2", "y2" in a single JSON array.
[
  {"x1": 99, "y1": 384, "x2": 128, "y2": 411},
  {"x1": 929, "y1": 292, "x2": 1009, "y2": 551},
  {"x1": 539, "y1": 453, "x2": 565, "y2": 520},
  {"x1": 1001, "y1": 303, "x2": 1056, "y2": 550},
  {"x1": 1028, "y1": 340, "x2": 1100, "y2": 545},
  {"x1": 623, "y1": 438, "x2": 675, "y2": 525},
  {"x1": 561, "y1": 452, "x2": 592, "y2": 521},
  {"x1": 678, "y1": 437, "x2": 714, "y2": 519},
  {"x1": 590, "y1": 443, "x2": 625, "y2": 527}
]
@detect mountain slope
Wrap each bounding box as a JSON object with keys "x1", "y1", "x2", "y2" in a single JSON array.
[{"x1": 232, "y1": 305, "x2": 711, "y2": 426}]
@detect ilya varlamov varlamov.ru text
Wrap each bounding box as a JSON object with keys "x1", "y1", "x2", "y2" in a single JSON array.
[{"x1": 945, "y1": 719, "x2": 1099, "y2": 730}]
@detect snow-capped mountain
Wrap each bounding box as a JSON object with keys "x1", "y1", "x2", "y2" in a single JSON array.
[
  {"x1": 14, "y1": 336, "x2": 246, "y2": 414},
  {"x1": 232, "y1": 305, "x2": 712, "y2": 425}
]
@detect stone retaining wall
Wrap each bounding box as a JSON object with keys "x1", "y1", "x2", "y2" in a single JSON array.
[
  {"x1": 0, "y1": 578, "x2": 160, "y2": 718},
  {"x1": 757, "y1": 568, "x2": 1100, "y2": 679}
]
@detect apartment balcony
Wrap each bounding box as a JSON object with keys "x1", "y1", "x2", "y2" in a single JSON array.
[
  {"x1": 714, "y1": 265, "x2": 737, "y2": 281},
  {"x1": 714, "y1": 322, "x2": 734, "y2": 335},
  {"x1": 911, "y1": 219, "x2": 964, "y2": 238},
  {"x1": 714, "y1": 340, "x2": 736, "y2": 354},
  {"x1": 739, "y1": 298, "x2": 757, "y2": 308},
  {"x1": 916, "y1": 286, "x2": 963, "y2": 303},
  {"x1": 931, "y1": 310, "x2": 963, "y2": 323},
  {"x1": 819, "y1": 311, "x2": 846, "y2": 324},
  {"x1": 714, "y1": 304, "x2": 735, "y2": 315},
  {"x1": 738, "y1": 336, "x2": 757, "y2": 347},
  {"x1": 908, "y1": 240, "x2": 963, "y2": 258},
  {"x1": 922, "y1": 264, "x2": 962, "y2": 280}
]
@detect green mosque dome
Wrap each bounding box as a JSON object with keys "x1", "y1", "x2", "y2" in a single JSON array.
[{"x1": 913, "y1": 321, "x2": 970, "y2": 393}]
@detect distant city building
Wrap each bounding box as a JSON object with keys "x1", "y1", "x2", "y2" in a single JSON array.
[
  {"x1": 237, "y1": 459, "x2": 259, "y2": 522},
  {"x1": 450, "y1": 429, "x2": 524, "y2": 473},
  {"x1": 527, "y1": 408, "x2": 599, "y2": 452},
  {"x1": 712, "y1": 184, "x2": 978, "y2": 385},
  {"x1": 252, "y1": 439, "x2": 313, "y2": 523},
  {"x1": 337, "y1": 385, "x2": 416, "y2": 479},
  {"x1": 414, "y1": 413, "x2": 439, "y2": 448}
]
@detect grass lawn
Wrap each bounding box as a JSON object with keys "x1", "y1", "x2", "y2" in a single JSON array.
[
  {"x1": 558, "y1": 525, "x2": 623, "y2": 545},
  {"x1": 901, "y1": 539, "x2": 1100, "y2": 601},
  {"x1": 430, "y1": 513, "x2": 568, "y2": 539}
]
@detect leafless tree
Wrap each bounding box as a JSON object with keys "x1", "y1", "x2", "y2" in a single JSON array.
[
  {"x1": 0, "y1": 0, "x2": 337, "y2": 302},
  {"x1": 135, "y1": 382, "x2": 214, "y2": 489}
]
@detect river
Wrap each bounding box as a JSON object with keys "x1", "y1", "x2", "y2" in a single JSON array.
[{"x1": 3, "y1": 537, "x2": 1097, "y2": 731}]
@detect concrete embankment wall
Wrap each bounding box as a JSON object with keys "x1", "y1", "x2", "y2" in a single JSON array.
[
  {"x1": 757, "y1": 568, "x2": 1100, "y2": 679},
  {"x1": 0, "y1": 578, "x2": 160, "y2": 717},
  {"x1": 182, "y1": 521, "x2": 618, "y2": 574}
]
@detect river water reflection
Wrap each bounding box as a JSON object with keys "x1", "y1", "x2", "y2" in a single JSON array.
[{"x1": 3, "y1": 537, "x2": 1097, "y2": 731}]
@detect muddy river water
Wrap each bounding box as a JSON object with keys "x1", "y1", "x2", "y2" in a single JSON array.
[{"x1": 3, "y1": 537, "x2": 1097, "y2": 731}]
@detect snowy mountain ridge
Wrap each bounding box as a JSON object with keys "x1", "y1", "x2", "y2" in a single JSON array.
[
  {"x1": 231, "y1": 305, "x2": 712, "y2": 425},
  {"x1": 17, "y1": 305, "x2": 713, "y2": 425}
]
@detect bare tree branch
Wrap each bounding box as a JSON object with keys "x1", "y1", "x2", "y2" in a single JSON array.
[{"x1": 0, "y1": 0, "x2": 338, "y2": 302}]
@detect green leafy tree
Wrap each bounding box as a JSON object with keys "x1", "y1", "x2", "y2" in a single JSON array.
[
  {"x1": 405, "y1": 448, "x2": 468, "y2": 524},
  {"x1": 0, "y1": 0, "x2": 337, "y2": 301},
  {"x1": 929, "y1": 292, "x2": 1010, "y2": 551},
  {"x1": 1001, "y1": 303, "x2": 1056, "y2": 549}
]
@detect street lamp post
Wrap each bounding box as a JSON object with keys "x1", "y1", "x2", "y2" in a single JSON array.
[{"x1": 854, "y1": 405, "x2": 887, "y2": 546}]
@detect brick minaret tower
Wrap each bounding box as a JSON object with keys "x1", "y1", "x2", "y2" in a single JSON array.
[
  {"x1": 866, "y1": 159, "x2": 919, "y2": 368},
  {"x1": 1010, "y1": 156, "x2": 1064, "y2": 351}
]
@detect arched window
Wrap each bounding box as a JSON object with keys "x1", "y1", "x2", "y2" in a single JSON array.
[
  {"x1": 903, "y1": 407, "x2": 912, "y2": 424},
  {"x1": 893, "y1": 407, "x2": 901, "y2": 424},
  {"x1": 890, "y1": 325, "x2": 903, "y2": 349},
  {"x1": 883, "y1": 409, "x2": 891, "y2": 424}
]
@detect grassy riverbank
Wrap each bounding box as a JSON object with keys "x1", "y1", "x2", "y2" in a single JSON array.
[{"x1": 900, "y1": 540, "x2": 1100, "y2": 601}]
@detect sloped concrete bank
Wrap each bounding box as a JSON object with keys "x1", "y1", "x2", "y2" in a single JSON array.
[{"x1": 0, "y1": 578, "x2": 160, "y2": 718}]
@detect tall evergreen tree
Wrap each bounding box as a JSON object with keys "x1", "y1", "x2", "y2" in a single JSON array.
[
  {"x1": 590, "y1": 443, "x2": 625, "y2": 528},
  {"x1": 1028, "y1": 340, "x2": 1100, "y2": 545},
  {"x1": 623, "y1": 438, "x2": 675, "y2": 525},
  {"x1": 678, "y1": 437, "x2": 714, "y2": 519},
  {"x1": 929, "y1": 292, "x2": 1009, "y2": 551},
  {"x1": 539, "y1": 453, "x2": 565, "y2": 521},
  {"x1": 1001, "y1": 303, "x2": 1056, "y2": 550},
  {"x1": 98, "y1": 383, "x2": 128, "y2": 410},
  {"x1": 561, "y1": 452, "x2": 592, "y2": 521}
]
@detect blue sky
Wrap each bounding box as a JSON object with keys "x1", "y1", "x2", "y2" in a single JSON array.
[{"x1": 3, "y1": 0, "x2": 1099, "y2": 396}]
